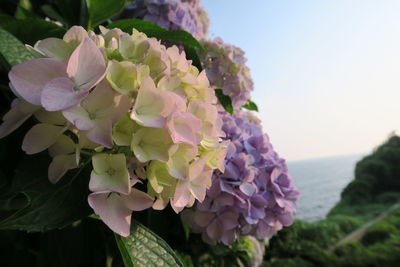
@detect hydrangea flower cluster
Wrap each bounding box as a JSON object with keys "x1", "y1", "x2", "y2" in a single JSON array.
[
  {"x1": 201, "y1": 38, "x2": 254, "y2": 109},
  {"x1": 182, "y1": 111, "x2": 299, "y2": 244},
  {"x1": 0, "y1": 26, "x2": 227, "y2": 236},
  {"x1": 117, "y1": 0, "x2": 209, "y2": 40}
]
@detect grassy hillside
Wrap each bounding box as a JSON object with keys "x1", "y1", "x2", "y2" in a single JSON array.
[{"x1": 262, "y1": 135, "x2": 400, "y2": 266}]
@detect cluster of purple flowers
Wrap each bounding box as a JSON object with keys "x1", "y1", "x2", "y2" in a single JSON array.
[
  {"x1": 117, "y1": 0, "x2": 209, "y2": 39},
  {"x1": 201, "y1": 38, "x2": 254, "y2": 109},
  {"x1": 182, "y1": 111, "x2": 299, "y2": 245}
]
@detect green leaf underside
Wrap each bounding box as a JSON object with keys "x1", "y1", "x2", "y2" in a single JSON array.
[
  {"x1": 242, "y1": 99, "x2": 259, "y2": 111},
  {"x1": 115, "y1": 221, "x2": 184, "y2": 267},
  {"x1": 0, "y1": 154, "x2": 92, "y2": 232},
  {"x1": 215, "y1": 89, "x2": 233, "y2": 114},
  {"x1": 0, "y1": 28, "x2": 33, "y2": 67},
  {"x1": 86, "y1": 0, "x2": 127, "y2": 29}
]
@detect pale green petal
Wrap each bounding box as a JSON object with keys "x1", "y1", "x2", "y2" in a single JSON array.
[
  {"x1": 167, "y1": 144, "x2": 197, "y2": 179},
  {"x1": 131, "y1": 127, "x2": 173, "y2": 162},
  {"x1": 106, "y1": 60, "x2": 149, "y2": 95},
  {"x1": 108, "y1": 153, "x2": 128, "y2": 171},
  {"x1": 112, "y1": 114, "x2": 140, "y2": 146},
  {"x1": 92, "y1": 153, "x2": 111, "y2": 173},
  {"x1": 147, "y1": 161, "x2": 175, "y2": 194},
  {"x1": 119, "y1": 33, "x2": 149, "y2": 62}
]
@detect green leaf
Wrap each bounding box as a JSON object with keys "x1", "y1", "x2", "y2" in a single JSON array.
[
  {"x1": 184, "y1": 45, "x2": 203, "y2": 71},
  {"x1": 106, "y1": 19, "x2": 204, "y2": 70},
  {"x1": 86, "y1": 0, "x2": 126, "y2": 29},
  {"x1": 0, "y1": 28, "x2": 33, "y2": 67},
  {"x1": 54, "y1": 0, "x2": 88, "y2": 28},
  {"x1": 215, "y1": 89, "x2": 233, "y2": 114},
  {"x1": 242, "y1": 99, "x2": 259, "y2": 112},
  {"x1": 0, "y1": 18, "x2": 66, "y2": 45},
  {"x1": 0, "y1": 154, "x2": 92, "y2": 231},
  {"x1": 40, "y1": 4, "x2": 68, "y2": 26},
  {"x1": 115, "y1": 220, "x2": 184, "y2": 267}
]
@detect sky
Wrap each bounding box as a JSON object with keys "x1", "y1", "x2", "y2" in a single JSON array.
[{"x1": 201, "y1": 0, "x2": 400, "y2": 161}]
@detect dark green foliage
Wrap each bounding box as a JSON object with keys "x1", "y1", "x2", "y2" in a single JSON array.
[
  {"x1": 266, "y1": 257, "x2": 314, "y2": 267},
  {"x1": 0, "y1": 218, "x2": 124, "y2": 267},
  {"x1": 0, "y1": 154, "x2": 92, "y2": 231},
  {"x1": 0, "y1": 18, "x2": 66, "y2": 45},
  {"x1": 349, "y1": 136, "x2": 400, "y2": 201},
  {"x1": 265, "y1": 135, "x2": 400, "y2": 266},
  {"x1": 86, "y1": 0, "x2": 126, "y2": 29},
  {"x1": 215, "y1": 89, "x2": 233, "y2": 114},
  {"x1": 361, "y1": 222, "x2": 396, "y2": 246},
  {"x1": 242, "y1": 99, "x2": 259, "y2": 111}
]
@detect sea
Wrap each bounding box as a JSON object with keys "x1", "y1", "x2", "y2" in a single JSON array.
[{"x1": 288, "y1": 153, "x2": 365, "y2": 222}]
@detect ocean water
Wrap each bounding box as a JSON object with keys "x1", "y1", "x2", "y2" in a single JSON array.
[{"x1": 288, "y1": 153, "x2": 365, "y2": 222}]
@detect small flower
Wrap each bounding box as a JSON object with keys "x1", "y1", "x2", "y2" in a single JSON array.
[
  {"x1": 88, "y1": 188, "x2": 154, "y2": 237},
  {"x1": 130, "y1": 127, "x2": 174, "y2": 162},
  {"x1": 0, "y1": 99, "x2": 40, "y2": 138},
  {"x1": 200, "y1": 38, "x2": 254, "y2": 109},
  {"x1": 9, "y1": 33, "x2": 106, "y2": 111},
  {"x1": 62, "y1": 81, "x2": 131, "y2": 148},
  {"x1": 89, "y1": 153, "x2": 131, "y2": 195},
  {"x1": 48, "y1": 135, "x2": 78, "y2": 183},
  {"x1": 106, "y1": 60, "x2": 149, "y2": 95},
  {"x1": 130, "y1": 76, "x2": 185, "y2": 128}
]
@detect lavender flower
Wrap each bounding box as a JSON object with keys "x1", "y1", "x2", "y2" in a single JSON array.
[
  {"x1": 201, "y1": 38, "x2": 254, "y2": 109},
  {"x1": 182, "y1": 111, "x2": 299, "y2": 245},
  {"x1": 117, "y1": 0, "x2": 209, "y2": 39}
]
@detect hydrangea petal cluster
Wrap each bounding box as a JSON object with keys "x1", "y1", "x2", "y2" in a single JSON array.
[
  {"x1": 182, "y1": 111, "x2": 299, "y2": 245},
  {"x1": 117, "y1": 0, "x2": 209, "y2": 39},
  {"x1": 0, "y1": 25, "x2": 226, "y2": 236},
  {"x1": 201, "y1": 38, "x2": 254, "y2": 109}
]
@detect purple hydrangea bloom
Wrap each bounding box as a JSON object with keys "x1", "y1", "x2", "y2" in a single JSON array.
[
  {"x1": 182, "y1": 111, "x2": 299, "y2": 245},
  {"x1": 117, "y1": 0, "x2": 209, "y2": 39},
  {"x1": 201, "y1": 38, "x2": 254, "y2": 109}
]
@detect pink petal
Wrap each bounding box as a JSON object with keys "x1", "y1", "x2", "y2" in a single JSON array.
[
  {"x1": 173, "y1": 180, "x2": 191, "y2": 208},
  {"x1": 41, "y1": 77, "x2": 89, "y2": 111},
  {"x1": 67, "y1": 38, "x2": 106, "y2": 91},
  {"x1": 62, "y1": 105, "x2": 94, "y2": 131},
  {"x1": 88, "y1": 192, "x2": 132, "y2": 237},
  {"x1": 63, "y1": 26, "x2": 88, "y2": 46},
  {"x1": 188, "y1": 158, "x2": 207, "y2": 181},
  {"x1": 166, "y1": 111, "x2": 201, "y2": 146},
  {"x1": 22, "y1": 123, "x2": 65, "y2": 154},
  {"x1": 86, "y1": 119, "x2": 113, "y2": 148},
  {"x1": 34, "y1": 38, "x2": 73, "y2": 61},
  {"x1": 0, "y1": 99, "x2": 39, "y2": 138},
  {"x1": 123, "y1": 188, "x2": 154, "y2": 211},
  {"x1": 9, "y1": 58, "x2": 67, "y2": 105},
  {"x1": 48, "y1": 154, "x2": 77, "y2": 184},
  {"x1": 81, "y1": 81, "x2": 115, "y2": 111},
  {"x1": 89, "y1": 171, "x2": 130, "y2": 195},
  {"x1": 170, "y1": 202, "x2": 185, "y2": 214},
  {"x1": 130, "y1": 76, "x2": 174, "y2": 128}
]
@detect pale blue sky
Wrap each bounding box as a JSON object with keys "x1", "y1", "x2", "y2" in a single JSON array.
[{"x1": 202, "y1": 0, "x2": 400, "y2": 161}]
